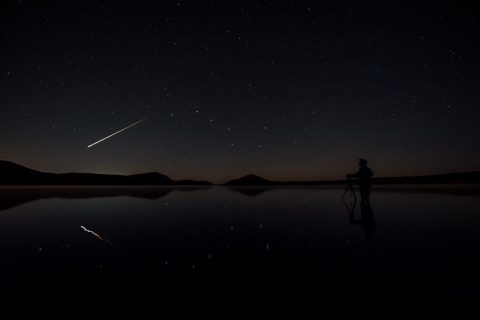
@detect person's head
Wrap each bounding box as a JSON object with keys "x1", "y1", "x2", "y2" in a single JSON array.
[{"x1": 358, "y1": 158, "x2": 368, "y2": 167}]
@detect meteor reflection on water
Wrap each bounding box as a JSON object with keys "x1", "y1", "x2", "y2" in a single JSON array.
[{"x1": 80, "y1": 225, "x2": 112, "y2": 245}]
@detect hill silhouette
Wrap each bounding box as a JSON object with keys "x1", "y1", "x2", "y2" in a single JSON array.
[
  {"x1": 224, "y1": 174, "x2": 276, "y2": 185},
  {"x1": 0, "y1": 160, "x2": 212, "y2": 185},
  {"x1": 2, "y1": 160, "x2": 480, "y2": 186}
]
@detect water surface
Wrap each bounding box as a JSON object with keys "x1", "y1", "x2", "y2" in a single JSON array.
[{"x1": 1, "y1": 185, "x2": 479, "y2": 309}]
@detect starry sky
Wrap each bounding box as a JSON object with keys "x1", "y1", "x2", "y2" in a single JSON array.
[{"x1": 1, "y1": 1, "x2": 479, "y2": 183}]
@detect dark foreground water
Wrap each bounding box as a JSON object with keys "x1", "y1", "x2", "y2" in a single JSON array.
[{"x1": 0, "y1": 185, "x2": 479, "y2": 314}]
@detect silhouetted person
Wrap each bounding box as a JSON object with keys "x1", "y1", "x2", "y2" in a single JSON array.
[{"x1": 346, "y1": 158, "x2": 373, "y2": 206}]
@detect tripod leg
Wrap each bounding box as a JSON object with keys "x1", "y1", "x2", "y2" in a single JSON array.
[
  {"x1": 350, "y1": 184, "x2": 357, "y2": 202},
  {"x1": 342, "y1": 183, "x2": 356, "y2": 215}
]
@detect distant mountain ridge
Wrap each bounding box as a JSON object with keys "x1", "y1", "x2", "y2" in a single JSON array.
[
  {"x1": 1, "y1": 160, "x2": 480, "y2": 185},
  {"x1": 0, "y1": 160, "x2": 212, "y2": 185},
  {"x1": 224, "y1": 174, "x2": 275, "y2": 185}
]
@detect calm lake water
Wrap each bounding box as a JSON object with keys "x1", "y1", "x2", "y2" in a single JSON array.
[{"x1": 1, "y1": 185, "x2": 479, "y2": 311}]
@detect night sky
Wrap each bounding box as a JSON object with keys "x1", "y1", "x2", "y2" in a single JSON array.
[{"x1": 1, "y1": 1, "x2": 478, "y2": 183}]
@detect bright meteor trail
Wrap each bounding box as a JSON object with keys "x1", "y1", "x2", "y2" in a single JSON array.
[{"x1": 87, "y1": 118, "x2": 145, "y2": 148}]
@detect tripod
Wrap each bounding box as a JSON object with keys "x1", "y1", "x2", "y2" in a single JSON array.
[{"x1": 341, "y1": 178, "x2": 357, "y2": 215}]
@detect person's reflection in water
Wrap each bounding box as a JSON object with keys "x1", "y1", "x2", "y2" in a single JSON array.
[{"x1": 350, "y1": 203, "x2": 377, "y2": 242}]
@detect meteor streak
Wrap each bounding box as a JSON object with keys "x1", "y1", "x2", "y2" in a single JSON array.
[
  {"x1": 80, "y1": 225, "x2": 111, "y2": 245},
  {"x1": 87, "y1": 118, "x2": 145, "y2": 148}
]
